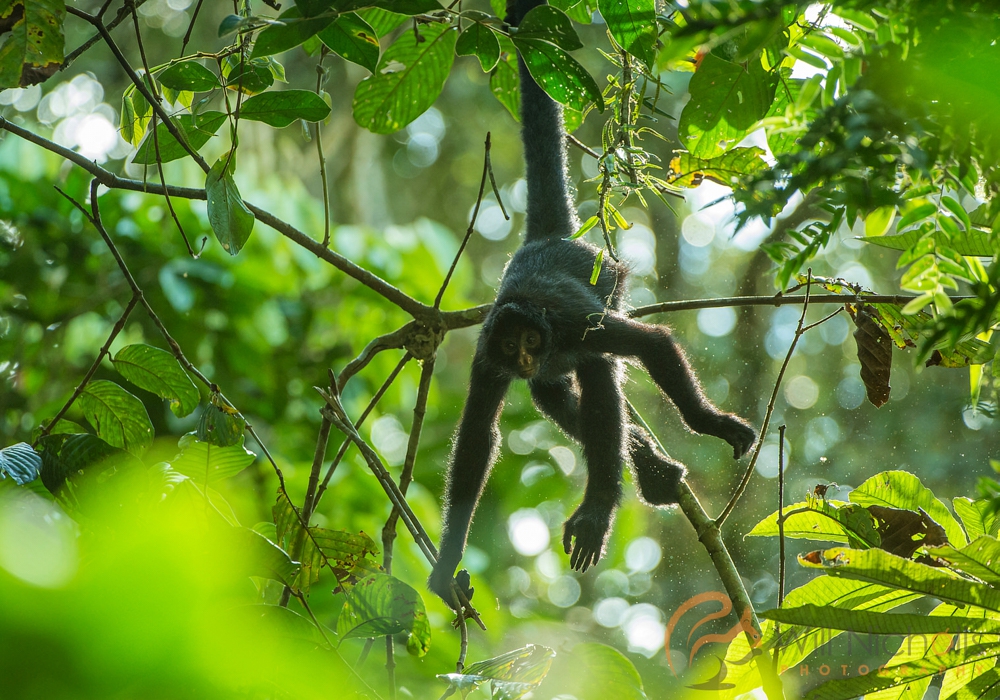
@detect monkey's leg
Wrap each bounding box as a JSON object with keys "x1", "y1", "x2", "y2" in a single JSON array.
[
  {"x1": 531, "y1": 378, "x2": 686, "y2": 506},
  {"x1": 585, "y1": 315, "x2": 757, "y2": 459},
  {"x1": 428, "y1": 362, "x2": 510, "y2": 609},
  {"x1": 560, "y1": 357, "x2": 626, "y2": 572}
]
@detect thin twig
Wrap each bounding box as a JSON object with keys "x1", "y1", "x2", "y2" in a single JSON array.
[
  {"x1": 33, "y1": 292, "x2": 139, "y2": 444},
  {"x1": 61, "y1": 0, "x2": 153, "y2": 70},
  {"x1": 315, "y1": 52, "x2": 333, "y2": 247},
  {"x1": 773, "y1": 423, "x2": 787, "y2": 673},
  {"x1": 434, "y1": 133, "x2": 495, "y2": 309},
  {"x1": 627, "y1": 402, "x2": 785, "y2": 700},
  {"x1": 716, "y1": 272, "x2": 815, "y2": 527},
  {"x1": 179, "y1": 0, "x2": 206, "y2": 58}
]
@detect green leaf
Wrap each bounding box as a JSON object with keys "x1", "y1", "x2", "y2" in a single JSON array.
[
  {"x1": 120, "y1": 87, "x2": 152, "y2": 147},
  {"x1": 746, "y1": 500, "x2": 880, "y2": 548},
  {"x1": 318, "y1": 12, "x2": 380, "y2": 72},
  {"x1": 569, "y1": 215, "x2": 599, "y2": 240},
  {"x1": 36, "y1": 433, "x2": 144, "y2": 495},
  {"x1": 0, "y1": 442, "x2": 40, "y2": 485},
  {"x1": 926, "y1": 537, "x2": 1000, "y2": 587},
  {"x1": 597, "y1": 0, "x2": 655, "y2": 67},
  {"x1": 850, "y1": 470, "x2": 966, "y2": 546},
  {"x1": 512, "y1": 37, "x2": 603, "y2": 112},
  {"x1": 897, "y1": 201, "x2": 938, "y2": 230},
  {"x1": 941, "y1": 195, "x2": 972, "y2": 231},
  {"x1": 240, "y1": 89, "x2": 331, "y2": 127},
  {"x1": 337, "y1": 573, "x2": 431, "y2": 655},
  {"x1": 133, "y1": 111, "x2": 228, "y2": 165},
  {"x1": 112, "y1": 344, "x2": 200, "y2": 418},
  {"x1": 666, "y1": 146, "x2": 769, "y2": 188},
  {"x1": 860, "y1": 228, "x2": 1000, "y2": 257},
  {"x1": 222, "y1": 57, "x2": 275, "y2": 94},
  {"x1": 196, "y1": 404, "x2": 245, "y2": 447},
  {"x1": 559, "y1": 644, "x2": 645, "y2": 699},
  {"x1": 206, "y1": 157, "x2": 255, "y2": 256},
  {"x1": 516, "y1": 5, "x2": 582, "y2": 51},
  {"x1": 800, "y1": 547, "x2": 1000, "y2": 612},
  {"x1": 238, "y1": 528, "x2": 300, "y2": 586},
  {"x1": 78, "y1": 380, "x2": 154, "y2": 457},
  {"x1": 0, "y1": 0, "x2": 64, "y2": 88},
  {"x1": 250, "y1": 8, "x2": 335, "y2": 59},
  {"x1": 170, "y1": 432, "x2": 256, "y2": 484},
  {"x1": 678, "y1": 54, "x2": 777, "y2": 158},
  {"x1": 590, "y1": 247, "x2": 603, "y2": 284},
  {"x1": 489, "y1": 50, "x2": 520, "y2": 120},
  {"x1": 352, "y1": 22, "x2": 457, "y2": 133},
  {"x1": 438, "y1": 644, "x2": 556, "y2": 698},
  {"x1": 157, "y1": 62, "x2": 220, "y2": 92},
  {"x1": 954, "y1": 497, "x2": 997, "y2": 541},
  {"x1": 357, "y1": 7, "x2": 407, "y2": 37},
  {"x1": 456, "y1": 22, "x2": 501, "y2": 72},
  {"x1": 864, "y1": 205, "x2": 895, "y2": 237},
  {"x1": 761, "y1": 604, "x2": 1000, "y2": 635}
]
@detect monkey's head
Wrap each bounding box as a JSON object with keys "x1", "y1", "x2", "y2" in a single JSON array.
[{"x1": 484, "y1": 301, "x2": 552, "y2": 379}]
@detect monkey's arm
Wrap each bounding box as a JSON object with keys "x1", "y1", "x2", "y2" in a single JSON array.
[
  {"x1": 429, "y1": 360, "x2": 510, "y2": 608},
  {"x1": 586, "y1": 315, "x2": 757, "y2": 458}
]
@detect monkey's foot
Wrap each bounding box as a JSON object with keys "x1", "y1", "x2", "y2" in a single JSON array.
[
  {"x1": 633, "y1": 457, "x2": 686, "y2": 506},
  {"x1": 562, "y1": 506, "x2": 613, "y2": 572},
  {"x1": 428, "y1": 566, "x2": 474, "y2": 611}
]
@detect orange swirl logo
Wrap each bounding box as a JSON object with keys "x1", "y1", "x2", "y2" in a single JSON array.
[{"x1": 664, "y1": 592, "x2": 762, "y2": 691}]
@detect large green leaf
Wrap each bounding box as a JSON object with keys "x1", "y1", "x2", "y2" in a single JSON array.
[
  {"x1": 77, "y1": 380, "x2": 153, "y2": 456},
  {"x1": 438, "y1": 644, "x2": 556, "y2": 699},
  {"x1": 861, "y1": 227, "x2": 1000, "y2": 256},
  {"x1": 746, "y1": 499, "x2": 879, "y2": 548},
  {"x1": 512, "y1": 36, "x2": 603, "y2": 112},
  {"x1": 240, "y1": 89, "x2": 331, "y2": 127},
  {"x1": 516, "y1": 5, "x2": 582, "y2": 51},
  {"x1": 206, "y1": 156, "x2": 255, "y2": 256},
  {"x1": 0, "y1": 0, "x2": 64, "y2": 88},
  {"x1": 157, "y1": 61, "x2": 220, "y2": 92},
  {"x1": 552, "y1": 644, "x2": 645, "y2": 700},
  {"x1": 954, "y1": 496, "x2": 998, "y2": 541},
  {"x1": 0, "y1": 442, "x2": 40, "y2": 485},
  {"x1": 112, "y1": 344, "x2": 200, "y2": 418},
  {"x1": 667, "y1": 146, "x2": 769, "y2": 188},
  {"x1": 800, "y1": 547, "x2": 1000, "y2": 613},
  {"x1": 926, "y1": 537, "x2": 1000, "y2": 587},
  {"x1": 456, "y1": 19, "x2": 501, "y2": 72},
  {"x1": 133, "y1": 111, "x2": 228, "y2": 165},
  {"x1": 318, "y1": 12, "x2": 380, "y2": 72},
  {"x1": 237, "y1": 528, "x2": 300, "y2": 586},
  {"x1": 196, "y1": 404, "x2": 245, "y2": 447},
  {"x1": 850, "y1": 470, "x2": 966, "y2": 546},
  {"x1": 597, "y1": 0, "x2": 655, "y2": 67},
  {"x1": 170, "y1": 432, "x2": 256, "y2": 484},
  {"x1": 337, "y1": 573, "x2": 431, "y2": 656},
  {"x1": 352, "y1": 22, "x2": 457, "y2": 133},
  {"x1": 250, "y1": 8, "x2": 335, "y2": 59},
  {"x1": 678, "y1": 53, "x2": 777, "y2": 158},
  {"x1": 761, "y1": 605, "x2": 1000, "y2": 636}
]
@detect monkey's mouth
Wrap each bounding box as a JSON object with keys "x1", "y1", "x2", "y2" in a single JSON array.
[{"x1": 518, "y1": 367, "x2": 537, "y2": 379}]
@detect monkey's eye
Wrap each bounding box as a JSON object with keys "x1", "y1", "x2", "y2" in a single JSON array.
[
  {"x1": 502, "y1": 340, "x2": 517, "y2": 355},
  {"x1": 524, "y1": 331, "x2": 540, "y2": 349}
]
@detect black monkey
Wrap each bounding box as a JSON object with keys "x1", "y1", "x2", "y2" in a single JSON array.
[{"x1": 428, "y1": 0, "x2": 756, "y2": 609}]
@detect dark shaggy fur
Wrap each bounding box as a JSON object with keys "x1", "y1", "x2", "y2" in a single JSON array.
[{"x1": 428, "y1": 0, "x2": 756, "y2": 609}]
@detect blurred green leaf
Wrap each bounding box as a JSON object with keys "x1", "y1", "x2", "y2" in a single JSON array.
[
  {"x1": 666, "y1": 146, "x2": 769, "y2": 188},
  {"x1": 238, "y1": 528, "x2": 301, "y2": 586},
  {"x1": 170, "y1": 432, "x2": 256, "y2": 484},
  {"x1": 490, "y1": 50, "x2": 520, "y2": 120},
  {"x1": 112, "y1": 344, "x2": 200, "y2": 418},
  {"x1": 157, "y1": 62, "x2": 220, "y2": 92},
  {"x1": 251, "y1": 8, "x2": 335, "y2": 59},
  {"x1": 439, "y1": 644, "x2": 556, "y2": 699},
  {"x1": 861, "y1": 228, "x2": 1000, "y2": 256},
  {"x1": 241, "y1": 90, "x2": 332, "y2": 127},
  {"x1": 36, "y1": 432, "x2": 144, "y2": 494}
]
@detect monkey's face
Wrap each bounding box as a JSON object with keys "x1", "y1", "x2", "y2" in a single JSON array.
[{"x1": 500, "y1": 326, "x2": 544, "y2": 378}]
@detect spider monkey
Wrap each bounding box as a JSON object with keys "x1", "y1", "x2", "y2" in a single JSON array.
[{"x1": 428, "y1": 0, "x2": 756, "y2": 609}]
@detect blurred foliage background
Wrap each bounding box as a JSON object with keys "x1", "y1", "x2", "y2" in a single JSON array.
[{"x1": 0, "y1": 0, "x2": 997, "y2": 697}]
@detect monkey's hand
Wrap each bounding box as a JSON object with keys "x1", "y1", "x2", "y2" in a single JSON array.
[
  {"x1": 428, "y1": 565, "x2": 474, "y2": 611},
  {"x1": 714, "y1": 413, "x2": 757, "y2": 459},
  {"x1": 562, "y1": 504, "x2": 614, "y2": 572}
]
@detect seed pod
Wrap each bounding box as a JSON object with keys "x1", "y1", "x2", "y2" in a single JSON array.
[{"x1": 852, "y1": 305, "x2": 892, "y2": 407}]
